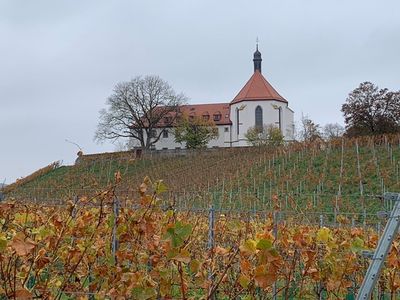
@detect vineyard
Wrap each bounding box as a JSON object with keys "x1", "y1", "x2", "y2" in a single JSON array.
[
  {"x1": 2, "y1": 135, "x2": 400, "y2": 299},
  {"x1": 1, "y1": 178, "x2": 400, "y2": 299},
  {"x1": 5, "y1": 135, "x2": 400, "y2": 214}
]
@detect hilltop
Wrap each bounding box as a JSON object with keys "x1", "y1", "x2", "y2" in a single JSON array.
[{"x1": 5, "y1": 134, "x2": 400, "y2": 215}]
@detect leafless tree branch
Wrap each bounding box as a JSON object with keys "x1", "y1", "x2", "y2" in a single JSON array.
[{"x1": 94, "y1": 75, "x2": 187, "y2": 149}]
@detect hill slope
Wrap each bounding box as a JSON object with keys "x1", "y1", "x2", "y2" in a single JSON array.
[{"x1": 7, "y1": 135, "x2": 400, "y2": 214}]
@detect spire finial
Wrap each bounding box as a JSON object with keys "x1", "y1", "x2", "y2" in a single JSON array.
[{"x1": 256, "y1": 37, "x2": 259, "y2": 51}]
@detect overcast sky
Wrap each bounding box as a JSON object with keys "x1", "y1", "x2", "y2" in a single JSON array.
[{"x1": 1, "y1": 0, "x2": 399, "y2": 184}]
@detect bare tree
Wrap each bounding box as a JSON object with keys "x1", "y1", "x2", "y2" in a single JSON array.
[
  {"x1": 323, "y1": 123, "x2": 344, "y2": 140},
  {"x1": 95, "y1": 75, "x2": 187, "y2": 149},
  {"x1": 342, "y1": 82, "x2": 400, "y2": 137},
  {"x1": 299, "y1": 115, "x2": 321, "y2": 142}
]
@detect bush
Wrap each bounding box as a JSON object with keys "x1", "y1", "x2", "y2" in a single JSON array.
[{"x1": 245, "y1": 124, "x2": 283, "y2": 147}]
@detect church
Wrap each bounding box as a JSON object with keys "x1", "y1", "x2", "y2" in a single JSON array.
[{"x1": 150, "y1": 46, "x2": 294, "y2": 150}]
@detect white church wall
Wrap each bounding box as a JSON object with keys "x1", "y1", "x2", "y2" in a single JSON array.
[
  {"x1": 145, "y1": 125, "x2": 230, "y2": 150},
  {"x1": 230, "y1": 100, "x2": 294, "y2": 146},
  {"x1": 152, "y1": 128, "x2": 182, "y2": 150},
  {"x1": 135, "y1": 128, "x2": 180, "y2": 150},
  {"x1": 283, "y1": 107, "x2": 295, "y2": 140},
  {"x1": 207, "y1": 125, "x2": 231, "y2": 148}
]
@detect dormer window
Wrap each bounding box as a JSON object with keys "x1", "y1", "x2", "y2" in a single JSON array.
[
  {"x1": 164, "y1": 116, "x2": 172, "y2": 123},
  {"x1": 202, "y1": 113, "x2": 210, "y2": 121},
  {"x1": 213, "y1": 112, "x2": 222, "y2": 121}
]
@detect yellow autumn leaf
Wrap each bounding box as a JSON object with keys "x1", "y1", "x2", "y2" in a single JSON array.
[
  {"x1": 154, "y1": 180, "x2": 168, "y2": 194},
  {"x1": 316, "y1": 227, "x2": 331, "y2": 243},
  {"x1": 14, "y1": 212, "x2": 34, "y2": 224},
  {"x1": 189, "y1": 259, "x2": 200, "y2": 273},
  {"x1": 240, "y1": 239, "x2": 257, "y2": 255},
  {"x1": 239, "y1": 274, "x2": 251, "y2": 289},
  {"x1": 0, "y1": 233, "x2": 7, "y2": 251}
]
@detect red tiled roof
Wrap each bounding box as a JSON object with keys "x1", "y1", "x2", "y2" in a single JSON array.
[
  {"x1": 154, "y1": 103, "x2": 231, "y2": 127},
  {"x1": 231, "y1": 70, "x2": 287, "y2": 105},
  {"x1": 179, "y1": 103, "x2": 231, "y2": 125}
]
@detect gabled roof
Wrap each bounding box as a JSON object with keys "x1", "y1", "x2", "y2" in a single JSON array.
[{"x1": 231, "y1": 70, "x2": 287, "y2": 105}]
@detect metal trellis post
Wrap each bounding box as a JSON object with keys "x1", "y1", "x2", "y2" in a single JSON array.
[
  {"x1": 112, "y1": 197, "x2": 120, "y2": 265},
  {"x1": 208, "y1": 205, "x2": 215, "y2": 300},
  {"x1": 272, "y1": 211, "x2": 279, "y2": 300},
  {"x1": 356, "y1": 192, "x2": 400, "y2": 300}
]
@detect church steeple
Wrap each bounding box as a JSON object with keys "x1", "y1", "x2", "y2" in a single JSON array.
[
  {"x1": 231, "y1": 43, "x2": 287, "y2": 105},
  {"x1": 253, "y1": 42, "x2": 262, "y2": 73}
]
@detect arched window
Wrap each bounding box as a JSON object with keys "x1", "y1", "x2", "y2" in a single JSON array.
[
  {"x1": 236, "y1": 108, "x2": 240, "y2": 135},
  {"x1": 255, "y1": 106, "x2": 263, "y2": 130}
]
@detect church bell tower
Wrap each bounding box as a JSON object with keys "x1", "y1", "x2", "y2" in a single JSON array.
[{"x1": 253, "y1": 44, "x2": 262, "y2": 73}]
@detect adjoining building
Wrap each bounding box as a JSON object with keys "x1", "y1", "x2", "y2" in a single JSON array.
[{"x1": 148, "y1": 46, "x2": 294, "y2": 150}]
